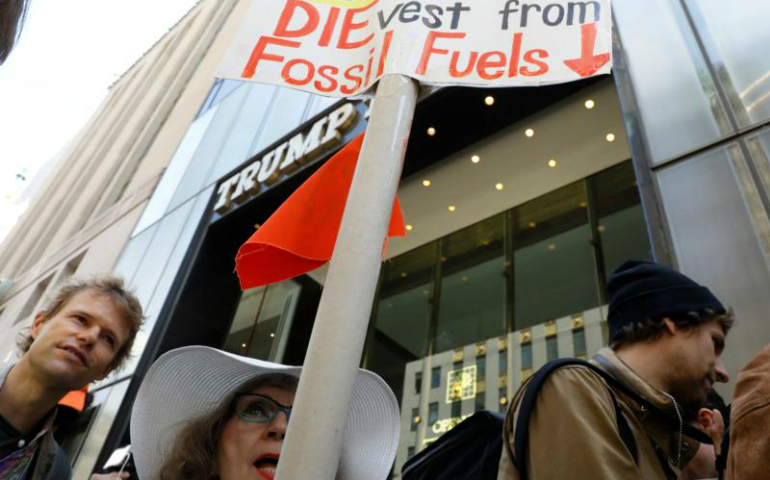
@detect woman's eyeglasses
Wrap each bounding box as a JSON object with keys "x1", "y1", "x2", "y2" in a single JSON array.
[{"x1": 231, "y1": 393, "x2": 292, "y2": 424}]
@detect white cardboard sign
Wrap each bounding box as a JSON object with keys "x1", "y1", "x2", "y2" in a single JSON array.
[{"x1": 216, "y1": 0, "x2": 612, "y2": 97}]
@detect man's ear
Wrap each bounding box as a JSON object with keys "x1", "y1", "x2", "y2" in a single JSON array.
[
  {"x1": 30, "y1": 311, "x2": 48, "y2": 340},
  {"x1": 698, "y1": 408, "x2": 715, "y2": 430},
  {"x1": 662, "y1": 317, "x2": 678, "y2": 336}
]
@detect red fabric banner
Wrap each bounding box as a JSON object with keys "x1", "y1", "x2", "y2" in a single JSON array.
[{"x1": 236, "y1": 132, "x2": 405, "y2": 289}]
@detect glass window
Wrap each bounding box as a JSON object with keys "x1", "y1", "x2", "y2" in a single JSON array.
[
  {"x1": 451, "y1": 400, "x2": 461, "y2": 418},
  {"x1": 475, "y1": 392, "x2": 485, "y2": 412},
  {"x1": 573, "y1": 328, "x2": 587, "y2": 358},
  {"x1": 512, "y1": 182, "x2": 601, "y2": 329},
  {"x1": 414, "y1": 371, "x2": 422, "y2": 395},
  {"x1": 431, "y1": 367, "x2": 441, "y2": 389},
  {"x1": 205, "y1": 83, "x2": 278, "y2": 184},
  {"x1": 613, "y1": 0, "x2": 731, "y2": 164},
  {"x1": 658, "y1": 144, "x2": 770, "y2": 377},
  {"x1": 546, "y1": 336, "x2": 558, "y2": 362},
  {"x1": 684, "y1": 0, "x2": 770, "y2": 127},
  {"x1": 407, "y1": 446, "x2": 416, "y2": 459},
  {"x1": 589, "y1": 162, "x2": 652, "y2": 279},
  {"x1": 223, "y1": 279, "x2": 302, "y2": 361},
  {"x1": 250, "y1": 88, "x2": 312, "y2": 155},
  {"x1": 499, "y1": 352, "x2": 508, "y2": 375},
  {"x1": 435, "y1": 215, "x2": 506, "y2": 353},
  {"x1": 410, "y1": 408, "x2": 419, "y2": 432},
  {"x1": 367, "y1": 242, "x2": 436, "y2": 403},
  {"x1": 428, "y1": 403, "x2": 439, "y2": 426},
  {"x1": 167, "y1": 84, "x2": 253, "y2": 211},
  {"x1": 521, "y1": 342, "x2": 533, "y2": 369},
  {"x1": 132, "y1": 106, "x2": 218, "y2": 236}
]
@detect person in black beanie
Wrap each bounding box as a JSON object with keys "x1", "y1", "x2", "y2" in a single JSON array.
[{"x1": 498, "y1": 260, "x2": 734, "y2": 480}]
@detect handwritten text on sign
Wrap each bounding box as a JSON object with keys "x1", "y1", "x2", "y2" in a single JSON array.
[{"x1": 216, "y1": 0, "x2": 612, "y2": 97}]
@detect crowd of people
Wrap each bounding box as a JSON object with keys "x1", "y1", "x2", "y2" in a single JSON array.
[{"x1": 0, "y1": 260, "x2": 768, "y2": 480}]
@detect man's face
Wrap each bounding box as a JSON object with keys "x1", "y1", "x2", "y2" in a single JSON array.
[
  {"x1": 27, "y1": 289, "x2": 130, "y2": 391},
  {"x1": 664, "y1": 319, "x2": 728, "y2": 412}
]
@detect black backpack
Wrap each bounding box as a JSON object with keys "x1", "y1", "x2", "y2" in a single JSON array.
[{"x1": 402, "y1": 357, "x2": 714, "y2": 480}]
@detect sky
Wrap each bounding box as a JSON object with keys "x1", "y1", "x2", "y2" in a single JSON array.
[{"x1": 0, "y1": 0, "x2": 201, "y2": 243}]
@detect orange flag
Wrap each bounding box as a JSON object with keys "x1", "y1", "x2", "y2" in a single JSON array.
[
  {"x1": 235, "y1": 132, "x2": 406, "y2": 290},
  {"x1": 59, "y1": 386, "x2": 88, "y2": 412}
]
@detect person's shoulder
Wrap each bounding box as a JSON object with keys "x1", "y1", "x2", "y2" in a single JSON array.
[{"x1": 521, "y1": 363, "x2": 617, "y2": 415}]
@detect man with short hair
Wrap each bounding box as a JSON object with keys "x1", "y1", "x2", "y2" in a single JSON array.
[
  {"x1": 497, "y1": 260, "x2": 734, "y2": 480},
  {"x1": 0, "y1": 275, "x2": 143, "y2": 480}
]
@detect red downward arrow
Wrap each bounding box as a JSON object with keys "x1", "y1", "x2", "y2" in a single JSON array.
[{"x1": 564, "y1": 23, "x2": 611, "y2": 77}]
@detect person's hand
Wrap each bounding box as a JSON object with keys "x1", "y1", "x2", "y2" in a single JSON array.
[
  {"x1": 90, "y1": 472, "x2": 130, "y2": 480},
  {"x1": 698, "y1": 408, "x2": 725, "y2": 455}
]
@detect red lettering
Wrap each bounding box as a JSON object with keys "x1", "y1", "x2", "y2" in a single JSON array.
[
  {"x1": 365, "y1": 48, "x2": 374, "y2": 87},
  {"x1": 242, "y1": 36, "x2": 300, "y2": 79},
  {"x1": 315, "y1": 65, "x2": 339, "y2": 93},
  {"x1": 274, "y1": 0, "x2": 320, "y2": 38},
  {"x1": 477, "y1": 51, "x2": 506, "y2": 80},
  {"x1": 508, "y1": 33, "x2": 522, "y2": 77},
  {"x1": 282, "y1": 58, "x2": 315, "y2": 85},
  {"x1": 522, "y1": 49, "x2": 549, "y2": 76},
  {"x1": 338, "y1": 1, "x2": 377, "y2": 49},
  {"x1": 319, "y1": 7, "x2": 340, "y2": 46},
  {"x1": 449, "y1": 51, "x2": 477, "y2": 77},
  {"x1": 417, "y1": 31, "x2": 466, "y2": 75},
  {"x1": 377, "y1": 30, "x2": 393, "y2": 77},
  {"x1": 341, "y1": 65, "x2": 364, "y2": 94}
]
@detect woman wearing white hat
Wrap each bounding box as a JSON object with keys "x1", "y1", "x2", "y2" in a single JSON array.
[{"x1": 130, "y1": 346, "x2": 401, "y2": 480}]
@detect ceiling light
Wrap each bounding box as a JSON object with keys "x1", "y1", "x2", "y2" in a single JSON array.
[
  {"x1": 448, "y1": 205, "x2": 457, "y2": 212},
  {"x1": 597, "y1": 225, "x2": 606, "y2": 233},
  {"x1": 606, "y1": 133, "x2": 616, "y2": 142},
  {"x1": 241, "y1": 343, "x2": 247, "y2": 348},
  {"x1": 500, "y1": 397, "x2": 508, "y2": 405},
  {"x1": 270, "y1": 333, "x2": 275, "y2": 338},
  {"x1": 548, "y1": 159, "x2": 557, "y2": 168},
  {"x1": 462, "y1": 276, "x2": 469, "y2": 282},
  {"x1": 585, "y1": 99, "x2": 595, "y2": 109},
  {"x1": 401, "y1": 272, "x2": 408, "y2": 277},
  {"x1": 422, "y1": 179, "x2": 431, "y2": 187},
  {"x1": 525, "y1": 128, "x2": 535, "y2": 137},
  {"x1": 406, "y1": 224, "x2": 413, "y2": 231},
  {"x1": 495, "y1": 183, "x2": 504, "y2": 191},
  {"x1": 528, "y1": 221, "x2": 537, "y2": 229},
  {"x1": 427, "y1": 127, "x2": 436, "y2": 136},
  {"x1": 548, "y1": 244, "x2": 556, "y2": 251},
  {"x1": 471, "y1": 155, "x2": 481, "y2": 164},
  {"x1": 485, "y1": 96, "x2": 495, "y2": 106},
  {"x1": 579, "y1": 201, "x2": 586, "y2": 208}
]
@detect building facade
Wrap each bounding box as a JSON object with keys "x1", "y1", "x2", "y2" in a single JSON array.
[{"x1": 2, "y1": 0, "x2": 770, "y2": 478}]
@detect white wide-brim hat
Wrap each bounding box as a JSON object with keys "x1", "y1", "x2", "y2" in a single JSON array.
[{"x1": 130, "y1": 346, "x2": 400, "y2": 480}]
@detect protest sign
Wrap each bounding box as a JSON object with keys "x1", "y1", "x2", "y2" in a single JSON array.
[{"x1": 217, "y1": 0, "x2": 612, "y2": 96}]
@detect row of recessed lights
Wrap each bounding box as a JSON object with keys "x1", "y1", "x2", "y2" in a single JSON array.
[
  {"x1": 428, "y1": 126, "x2": 615, "y2": 144},
  {"x1": 426, "y1": 98, "x2": 605, "y2": 137}
]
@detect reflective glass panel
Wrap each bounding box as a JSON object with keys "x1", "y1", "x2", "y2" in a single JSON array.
[
  {"x1": 685, "y1": 0, "x2": 770, "y2": 127},
  {"x1": 435, "y1": 215, "x2": 506, "y2": 353},
  {"x1": 658, "y1": 144, "x2": 770, "y2": 378},
  {"x1": 590, "y1": 161, "x2": 652, "y2": 278},
  {"x1": 366, "y1": 242, "x2": 436, "y2": 403},
  {"x1": 223, "y1": 279, "x2": 302, "y2": 361},
  {"x1": 613, "y1": 0, "x2": 731, "y2": 164},
  {"x1": 512, "y1": 182, "x2": 601, "y2": 329},
  {"x1": 250, "y1": 88, "x2": 312, "y2": 155}
]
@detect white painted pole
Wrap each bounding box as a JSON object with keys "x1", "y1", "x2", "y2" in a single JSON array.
[{"x1": 275, "y1": 74, "x2": 418, "y2": 480}]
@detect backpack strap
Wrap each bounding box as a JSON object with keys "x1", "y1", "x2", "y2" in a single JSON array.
[
  {"x1": 510, "y1": 358, "x2": 714, "y2": 480},
  {"x1": 511, "y1": 359, "x2": 637, "y2": 480}
]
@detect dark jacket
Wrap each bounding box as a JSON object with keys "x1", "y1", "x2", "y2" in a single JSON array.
[{"x1": 0, "y1": 364, "x2": 72, "y2": 480}]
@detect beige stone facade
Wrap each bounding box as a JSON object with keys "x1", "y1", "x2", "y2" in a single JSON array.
[{"x1": 0, "y1": 0, "x2": 247, "y2": 373}]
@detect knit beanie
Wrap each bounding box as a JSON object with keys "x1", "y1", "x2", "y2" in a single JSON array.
[{"x1": 606, "y1": 260, "x2": 725, "y2": 343}]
